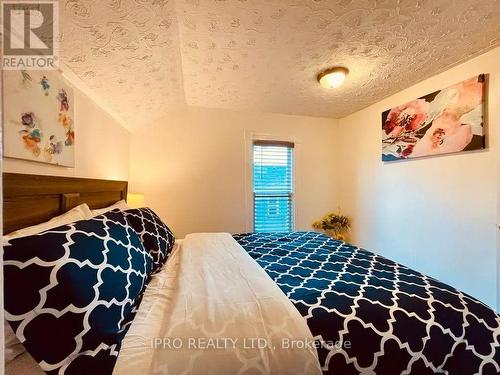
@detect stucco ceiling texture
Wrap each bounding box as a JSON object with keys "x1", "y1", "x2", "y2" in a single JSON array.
[
  {"x1": 60, "y1": 0, "x2": 185, "y2": 128},
  {"x1": 61, "y1": 0, "x2": 500, "y2": 129}
]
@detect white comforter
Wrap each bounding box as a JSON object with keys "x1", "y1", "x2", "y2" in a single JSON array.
[{"x1": 114, "y1": 233, "x2": 321, "y2": 375}]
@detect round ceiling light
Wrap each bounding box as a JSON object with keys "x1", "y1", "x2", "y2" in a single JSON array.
[{"x1": 317, "y1": 67, "x2": 349, "y2": 89}]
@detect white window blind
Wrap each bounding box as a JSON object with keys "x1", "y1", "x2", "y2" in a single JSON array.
[{"x1": 253, "y1": 141, "x2": 294, "y2": 232}]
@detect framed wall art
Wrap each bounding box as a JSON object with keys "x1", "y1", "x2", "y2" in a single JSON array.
[
  {"x1": 3, "y1": 70, "x2": 75, "y2": 167},
  {"x1": 382, "y1": 74, "x2": 486, "y2": 161}
]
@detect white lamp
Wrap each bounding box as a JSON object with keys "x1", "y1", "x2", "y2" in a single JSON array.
[
  {"x1": 127, "y1": 193, "x2": 145, "y2": 209},
  {"x1": 317, "y1": 67, "x2": 349, "y2": 89}
]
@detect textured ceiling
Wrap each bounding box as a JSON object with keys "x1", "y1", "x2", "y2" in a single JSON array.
[
  {"x1": 60, "y1": 0, "x2": 500, "y2": 130},
  {"x1": 60, "y1": 0, "x2": 185, "y2": 128}
]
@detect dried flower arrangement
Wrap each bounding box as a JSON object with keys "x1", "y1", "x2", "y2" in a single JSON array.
[{"x1": 312, "y1": 212, "x2": 351, "y2": 241}]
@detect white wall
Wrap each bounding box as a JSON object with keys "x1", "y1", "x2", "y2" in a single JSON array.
[
  {"x1": 336, "y1": 47, "x2": 499, "y2": 309},
  {"x1": 3, "y1": 78, "x2": 130, "y2": 181},
  {"x1": 129, "y1": 107, "x2": 338, "y2": 238}
]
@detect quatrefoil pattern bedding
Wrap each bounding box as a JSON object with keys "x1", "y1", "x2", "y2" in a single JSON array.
[
  {"x1": 233, "y1": 232, "x2": 500, "y2": 375},
  {"x1": 3, "y1": 211, "x2": 153, "y2": 375},
  {"x1": 123, "y1": 208, "x2": 175, "y2": 273}
]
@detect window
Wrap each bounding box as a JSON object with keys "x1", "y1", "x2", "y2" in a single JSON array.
[{"x1": 253, "y1": 140, "x2": 294, "y2": 232}]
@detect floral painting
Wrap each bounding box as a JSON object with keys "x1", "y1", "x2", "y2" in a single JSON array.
[
  {"x1": 382, "y1": 74, "x2": 486, "y2": 161},
  {"x1": 3, "y1": 70, "x2": 75, "y2": 167}
]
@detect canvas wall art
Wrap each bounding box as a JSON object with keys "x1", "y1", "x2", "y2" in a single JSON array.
[
  {"x1": 382, "y1": 74, "x2": 486, "y2": 161},
  {"x1": 3, "y1": 70, "x2": 75, "y2": 167}
]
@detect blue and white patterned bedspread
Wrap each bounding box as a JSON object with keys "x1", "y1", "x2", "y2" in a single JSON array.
[{"x1": 233, "y1": 232, "x2": 500, "y2": 375}]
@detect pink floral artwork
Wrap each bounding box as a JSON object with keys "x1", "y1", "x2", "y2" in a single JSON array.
[{"x1": 382, "y1": 75, "x2": 486, "y2": 161}]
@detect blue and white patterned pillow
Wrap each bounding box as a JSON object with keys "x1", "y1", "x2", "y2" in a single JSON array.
[
  {"x1": 123, "y1": 207, "x2": 175, "y2": 273},
  {"x1": 3, "y1": 211, "x2": 153, "y2": 375}
]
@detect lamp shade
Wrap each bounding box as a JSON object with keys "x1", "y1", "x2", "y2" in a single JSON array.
[{"x1": 127, "y1": 193, "x2": 145, "y2": 209}]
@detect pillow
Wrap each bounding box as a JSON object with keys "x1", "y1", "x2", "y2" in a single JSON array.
[
  {"x1": 91, "y1": 200, "x2": 129, "y2": 217},
  {"x1": 3, "y1": 203, "x2": 92, "y2": 241},
  {"x1": 3, "y1": 211, "x2": 153, "y2": 374},
  {"x1": 3, "y1": 203, "x2": 93, "y2": 364},
  {"x1": 123, "y1": 208, "x2": 175, "y2": 273}
]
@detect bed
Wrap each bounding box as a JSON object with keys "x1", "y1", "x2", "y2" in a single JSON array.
[{"x1": 3, "y1": 173, "x2": 500, "y2": 375}]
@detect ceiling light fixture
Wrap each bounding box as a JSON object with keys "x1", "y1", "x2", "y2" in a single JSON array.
[{"x1": 317, "y1": 67, "x2": 349, "y2": 89}]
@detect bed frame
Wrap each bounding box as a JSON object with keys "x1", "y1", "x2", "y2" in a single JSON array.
[{"x1": 3, "y1": 173, "x2": 128, "y2": 234}]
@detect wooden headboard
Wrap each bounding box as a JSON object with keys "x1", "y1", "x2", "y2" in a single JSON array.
[{"x1": 3, "y1": 173, "x2": 128, "y2": 234}]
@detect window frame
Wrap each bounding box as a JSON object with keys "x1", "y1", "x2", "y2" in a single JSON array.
[{"x1": 251, "y1": 138, "x2": 296, "y2": 233}]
